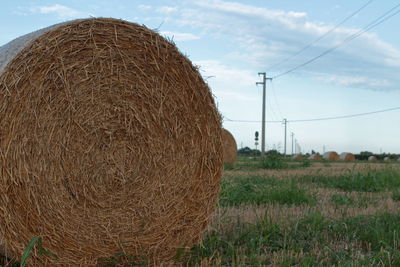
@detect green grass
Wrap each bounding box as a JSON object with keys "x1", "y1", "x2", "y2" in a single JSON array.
[
  {"x1": 194, "y1": 165, "x2": 400, "y2": 265},
  {"x1": 187, "y1": 212, "x2": 400, "y2": 266},
  {"x1": 330, "y1": 193, "x2": 355, "y2": 206},
  {"x1": 220, "y1": 175, "x2": 316, "y2": 206},
  {"x1": 392, "y1": 189, "x2": 400, "y2": 201},
  {"x1": 226, "y1": 156, "x2": 262, "y2": 171},
  {"x1": 223, "y1": 162, "x2": 235, "y2": 170},
  {"x1": 226, "y1": 155, "x2": 313, "y2": 171},
  {"x1": 259, "y1": 154, "x2": 288, "y2": 169},
  {"x1": 300, "y1": 169, "x2": 400, "y2": 192}
]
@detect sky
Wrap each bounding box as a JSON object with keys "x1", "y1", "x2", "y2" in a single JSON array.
[{"x1": 1, "y1": 0, "x2": 400, "y2": 154}]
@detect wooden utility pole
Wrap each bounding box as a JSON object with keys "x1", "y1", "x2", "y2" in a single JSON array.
[
  {"x1": 256, "y1": 72, "x2": 272, "y2": 156},
  {"x1": 283, "y1": 118, "x2": 287, "y2": 155},
  {"x1": 291, "y1": 132, "x2": 294, "y2": 155}
]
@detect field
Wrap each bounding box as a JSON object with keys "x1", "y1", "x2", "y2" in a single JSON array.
[
  {"x1": 2, "y1": 157, "x2": 400, "y2": 266},
  {"x1": 186, "y1": 157, "x2": 400, "y2": 266}
]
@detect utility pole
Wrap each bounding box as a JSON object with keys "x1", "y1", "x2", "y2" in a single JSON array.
[
  {"x1": 256, "y1": 72, "x2": 272, "y2": 156},
  {"x1": 283, "y1": 119, "x2": 287, "y2": 155},
  {"x1": 291, "y1": 132, "x2": 294, "y2": 155}
]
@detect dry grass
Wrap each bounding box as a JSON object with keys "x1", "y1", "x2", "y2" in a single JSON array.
[
  {"x1": 212, "y1": 162, "x2": 400, "y2": 231},
  {"x1": 224, "y1": 162, "x2": 396, "y2": 179}
]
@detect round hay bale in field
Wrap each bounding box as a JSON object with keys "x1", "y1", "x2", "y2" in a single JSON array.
[
  {"x1": 0, "y1": 18, "x2": 223, "y2": 266},
  {"x1": 309, "y1": 154, "x2": 322, "y2": 160},
  {"x1": 368, "y1": 156, "x2": 378, "y2": 162},
  {"x1": 292, "y1": 154, "x2": 303, "y2": 160},
  {"x1": 221, "y1": 128, "x2": 237, "y2": 164},
  {"x1": 340, "y1": 152, "x2": 355, "y2": 161},
  {"x1": 384, "y1": 157, "x2": 391, "y2": 161},
  {"x1": 323, "y1": 151, "x2": 339, "y2": 161}
]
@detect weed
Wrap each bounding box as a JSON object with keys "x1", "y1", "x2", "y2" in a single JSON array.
[
  {"x1": 330, "y1": 193, "x2": 354, "y2": 206},
  {"x1": 391, "y1": 189, "x2": 400, "y2": 201},
  {"x1": 301, "y1": 159, "x2": 311, "y2": 168},
  {"x1": 8, "y1": 237, "x2": 58, "y2": 267},
  {"x1": 260, "y1": 155, "x2": 287, "y2": 169}
]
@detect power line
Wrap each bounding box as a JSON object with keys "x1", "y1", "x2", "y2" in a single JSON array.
[
  {"x1": 224, "y1": 116, "x2": 281, "y2": 123},
  {"x1": 266, "y1": 0, "x2": 374, "y2": 72},
  {"x1": 223, "y1": 106, "x2": 400, "y2": 123},
  {"x1": 270, "y1": 80, "x2": 284, "y2": 119},
  {"x1": 273, "y1": 2, "x2": 400, "y2": 79},
  {"x1": 289, "y1": 106, "x2": 400, "y2": 122},
  {"x1": 266, "y1": 91, "x2": 279, "y2": 121}
]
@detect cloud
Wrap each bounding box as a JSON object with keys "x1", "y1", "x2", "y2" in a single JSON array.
[
  {"x1": 160, "y1": 31, "x2": 200, "y2": 41},
  {"x1": 157, "y1": 6, "x2": 178, "y2": 14},
  {"x1": 137, "y1": 4, "x2": 151, "y2": 10},
  {"x1": 194, "y1": 60, "x2": 255, "y2": 88},
  {"x1": 194, "y1": 60, "x2": 260, "y2": 102},
  {"x1": 30, "y1": 4, "x2": 83, "y2": 18},
  {"x1": 317, "y1": 74, "x2": 392, "y2": 89},
  {"x1": 170, "y1": 0, "x2": 400, "y2": 90},
  {"x1": 215, "y1": 90, "x2": 258, "y2": 102}
]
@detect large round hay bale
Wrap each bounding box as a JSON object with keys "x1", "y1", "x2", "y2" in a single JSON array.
[
  {"x1": 292, "y1": 154, "x2": 303, "y2": 160},
  {"x1": 368, "y1": 156, "x2": 378, "y2": 162},
  {"x1": 340, "y1": 152, "x2": 355, "y2": 161},
  {"x1": 309, "y1": 154, "x2": 322, "y2": 160},
  {"x1": 384, "y1": 156, "x2": 391, "y2": 161},
  {"x1": 221, "y1": 128, "x2": 237, "y2": 164},
  {"x1": 0, "y1": 18, "x2": 223, "y2": 266},
  {"x1": 323, "y1": 151, "x2": 339, "y2": 161}
]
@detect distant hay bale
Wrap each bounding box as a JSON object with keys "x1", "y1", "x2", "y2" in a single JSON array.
[
  {"x1": 0, "y1": 18, "x2": 223, "y2": 266},
  {"x1": 292, "y1": 154, "x2": 303, "y2": 160},
  {"x1": 340, "y1": 152, "x2": 356, "y2": 161},
  {"x1": 221, "y1": 129, "x2": 237, "y2": 164},
  {"x1": 323, "y1": 151, "x2": 339, "y2": 161},
  {"x1": 309, "y1": 154, "x2": 322, "y2": 160},
  {"x1": 368, "y1": 156, "x2": 378, "y2": 161},
  {"x1": 384, "y1": 157, "x2": 391, "y2": 161}
]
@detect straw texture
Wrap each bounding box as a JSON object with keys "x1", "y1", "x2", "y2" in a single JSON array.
[
  {"x1": 292, "y1": 154, "x2": 303, "y2": 160},
  {"x1": 0, "y1": 18, "x2": 223, "y2": 266},
  {"x1": 221, "y1": 129, "x2": 237, "y2": 164},
  {"x1": 323, "y1": 151, "x2": 339, "y2": 161},
  {"x1": 308, "y1": 154, "x2": 322, "y2": 160},
  {"x1": 339, "y1": 152, "x2": 355, "y2": 161}
]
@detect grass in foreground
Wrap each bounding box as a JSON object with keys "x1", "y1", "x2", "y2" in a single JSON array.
[{"x1": 187, "y1": 212, "x2": 400, "y2": 266}]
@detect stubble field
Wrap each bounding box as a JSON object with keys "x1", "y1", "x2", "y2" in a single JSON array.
[{"x1": 187, "y1": 157, "x2": 400, "y2": 266}]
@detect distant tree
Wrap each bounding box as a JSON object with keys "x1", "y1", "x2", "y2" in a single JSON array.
[
  {"x1": 237, "y1": 147, "x2": 261, "y2": 156},
  {"x1": 360, "y1": 151, "x2": 373, "y2": 156},
  {"x1": 266, "y1": 149, "x2": 280, "y2": 155},
  {"x1": 237, "y1": 147, "x2": 252, "y2": 156},
  {"x1": 356, "y1": 151, "x2": 374, "y2": 161}
]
